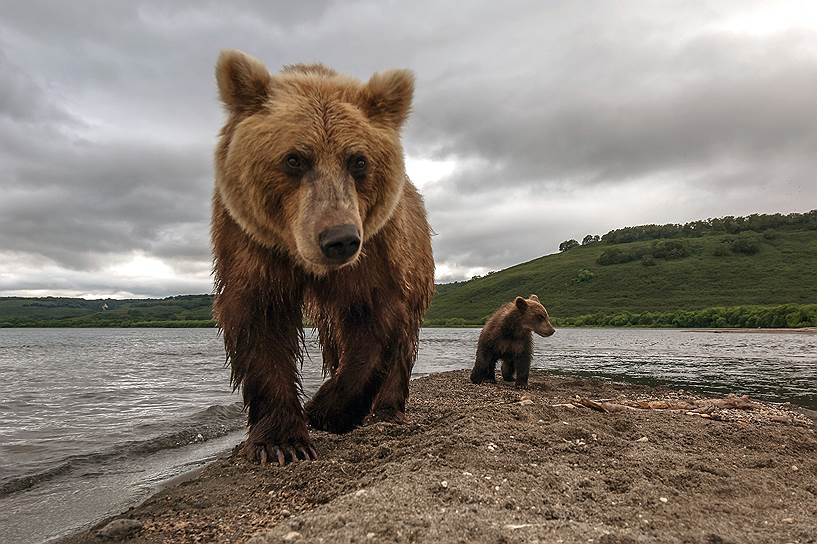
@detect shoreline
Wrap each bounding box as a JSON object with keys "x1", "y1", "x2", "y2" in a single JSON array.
[
  {"x1": 683, "y1": 327, "x2": 817, "y2": 335},
  {"x1": 61, "y1": 369, "x2": 816, "y2": 544}
]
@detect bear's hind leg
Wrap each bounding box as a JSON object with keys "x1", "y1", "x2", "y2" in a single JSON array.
[
  {"x1": 510, "y1": 354, "x2": 531, "y2": 389},
  {"x1": 470, "y1": 349, "x2": 498, "y2": 384},
  {"x1": 501, "y1": 358, "x2": 515, "y2": 382}
]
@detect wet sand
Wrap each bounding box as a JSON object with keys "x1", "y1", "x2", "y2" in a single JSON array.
[{"x1": 62, "y1": 370, "x2": 816, "y2": 544}]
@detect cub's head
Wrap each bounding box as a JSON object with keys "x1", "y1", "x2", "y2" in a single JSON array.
[
  {"x1": 514, "y1": 294, "x2": 556, "y2": 337},
  {"x1": 214, "y1": 50, "x2": 413, "y2": 274}
]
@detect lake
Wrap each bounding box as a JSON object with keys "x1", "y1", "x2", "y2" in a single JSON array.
[{"x1": 0, "y1": 327, "x2": 815, "y2": 543}]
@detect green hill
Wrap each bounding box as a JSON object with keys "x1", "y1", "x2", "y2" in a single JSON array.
[{"x1": 426, "y1": 211, "x2": 817, "y2": 328}]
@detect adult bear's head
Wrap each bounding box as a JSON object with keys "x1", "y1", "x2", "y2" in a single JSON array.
[{"x1": 214, "y1": 50, "x2": 413, "y2": 275}]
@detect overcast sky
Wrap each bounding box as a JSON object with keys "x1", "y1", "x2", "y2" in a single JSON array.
[{"x1": 1, "y1": 1, "x2": 816, "y2": 298}]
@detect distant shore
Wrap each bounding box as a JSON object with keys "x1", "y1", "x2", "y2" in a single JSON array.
[
  {"x1": 684, "y1": 327, "x2": 817, "y2": 335},
  {"x1": 61, "y1": 370, "x2": 816, "y2": 544}
]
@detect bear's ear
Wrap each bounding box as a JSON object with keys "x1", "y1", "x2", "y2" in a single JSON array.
[
  {"x1": 529, "y1": 294, "x2": 539, "y2": 302},
  {"x1": 361, "y1": 69, "x2": 414, "y2": 129},
  {"x1": 515, "y1": 296, "x2": 527, "y2": 312},
  {"x1": 216, "y1": 49, "x2": 273, "y2": 114}
]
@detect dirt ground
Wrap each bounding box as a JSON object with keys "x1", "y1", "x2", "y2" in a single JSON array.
[{"x1": 63, "y1": 370, "x2": 817, "y2": 544}]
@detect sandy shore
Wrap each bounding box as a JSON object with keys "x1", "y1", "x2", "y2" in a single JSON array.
[{"x1": 62, "y1": 370, "x2": 816, "y2": 544}]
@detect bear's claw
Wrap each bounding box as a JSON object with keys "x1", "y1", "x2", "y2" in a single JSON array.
[{"x1": 245, "y1": 441, "x2": 317, "y2": 466}]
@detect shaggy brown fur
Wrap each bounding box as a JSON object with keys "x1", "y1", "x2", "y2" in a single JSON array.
[
  {"x1": 211, "y1": 50, "x2": 434, "y2": 466},
  {"x1": 470, "y1": 295, "x2": 555, "y2": 389}
]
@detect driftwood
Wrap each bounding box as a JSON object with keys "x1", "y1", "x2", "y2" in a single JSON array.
[{"x1": 575, "y1": 395, "x2": 756, "y2": 418}]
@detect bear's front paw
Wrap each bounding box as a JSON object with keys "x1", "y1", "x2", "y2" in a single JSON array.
[{"x1": 241, "y1": 438, "x2": 317, "y2": 466}]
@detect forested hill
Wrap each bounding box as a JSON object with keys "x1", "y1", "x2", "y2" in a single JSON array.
[
  {"x1": 0, "y1": 295, "x2": 214, "y2": 327},
  {"x1": 1, "y1": 211, "x2": 816, "y2": 328},
  {"x1": 425, "y1": 210, "x2": 817, "y2": 328}
]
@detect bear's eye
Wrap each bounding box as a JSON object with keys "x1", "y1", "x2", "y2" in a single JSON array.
[
  {"x1": 536, "y1": 315, "x2": 546, "y2": 322},
  {"x1": 348, "y1": 155, "x2": 368, "y2": 179},
  {"x1": 283, "y1": 153, "x2": 306, "y2": 174}
]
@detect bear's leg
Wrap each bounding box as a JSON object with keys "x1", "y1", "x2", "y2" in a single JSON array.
[
  {"x1": 470, "y1": 349, "x2": 498, "y2": 384},
  {"x1": 368, "y1": 334, "x2": 417, "y2": 424},
  {"x1": 511, "y1": 354, "x2": 531, "y2": 389},
  {"x1": 501, "y1": 358, "x2": 515, "y2": 382},
  {"x1": 306, "y1": 314, "x2": 386, "y2": 433},
  {"x1": 221, "y1": 300, "x2": 315, "y2": 466}
]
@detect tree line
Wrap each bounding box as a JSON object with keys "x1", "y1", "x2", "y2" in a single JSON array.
[{"x1": 560, "y1": 209, "x2": 817, "y2": 250}]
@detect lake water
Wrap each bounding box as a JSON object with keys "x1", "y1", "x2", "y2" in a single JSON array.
[{"x1": 0, "y1": 327, "x2": 815, "y2": 543}]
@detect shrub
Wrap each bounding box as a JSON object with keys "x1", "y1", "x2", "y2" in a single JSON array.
[
  {"x1": 575, "y1": 268, "x2": 594, "y2": 283},
  {"x1": 641, "y1": 254, "x2": 656, "y2": 266},
  {"x1": 597, "y1": 248, "x2": 637, "y2": 265},
  {"x1": 713, "y1": 243, "x2": 731, "y2": 256},
  {"x1": 762, "y1": 229, "x2": 777, "y2": 240},
  {"x1": 651, "y1": 239, "x2": 688, "y2": 259},
  {"x1": 729, "y1": 235, "x2": 760, "y2": 255}
]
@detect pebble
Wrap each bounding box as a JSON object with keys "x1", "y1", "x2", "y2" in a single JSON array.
[
  {"x1": 95, "y1": 518, "x2": 143, "y2": 539},
  {"x1": 355, "y1": 489, "x2": 367, "y2": 497},
  {"x1": 283, "y1": 531, "x2": 303, "y2": 541},
  {"x1": 367, "y1": 532, "x2": 376, "y2": 539},
  {"x1": 440, "y1": 480, "x2": 448, "y2": 489},
  {"x1": 636, "y1": 436, "x2": 649, "y2": 443},
  {"x1": 659, "y1": 497, "x2": 668, "y2": 503},
  {"x1": 520, "y1": 399, "x2": 535, "y2": 406}
]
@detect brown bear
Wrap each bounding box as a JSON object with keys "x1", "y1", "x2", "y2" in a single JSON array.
[
  {"x1": 211, "y1": 50, "x2": 435, "y2": 466},
  {"x1": 470, "y1": 295, "x2": 555, "y2": 389}
]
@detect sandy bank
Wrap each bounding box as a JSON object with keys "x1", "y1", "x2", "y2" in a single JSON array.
[{"x1": 62, "y1": 370, "x2": 816, "y2": 544}]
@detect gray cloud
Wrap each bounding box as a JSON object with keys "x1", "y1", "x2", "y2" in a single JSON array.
[{"x1": 0, "y1": 0, "x2": 815, "y2": 296}]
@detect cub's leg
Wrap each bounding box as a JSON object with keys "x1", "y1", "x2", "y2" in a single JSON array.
[
  {"x1": 470, "y1": 348, "x2": 498, "y2": 384},
  {"x1": 510, "y1": 353, "x2": 531, "y2": 389},
  {"x1": 501, "y1": 358, "x2": 515, "y2": 382}
]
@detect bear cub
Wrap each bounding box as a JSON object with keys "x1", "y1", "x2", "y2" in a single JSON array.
[{"x1": 470, "y1": 294, "x2": 556, "y2": 388}]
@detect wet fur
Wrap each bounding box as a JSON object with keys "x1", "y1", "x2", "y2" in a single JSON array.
[{"x1": 211, "y1": 51, "x2": 434, "y2": 464}]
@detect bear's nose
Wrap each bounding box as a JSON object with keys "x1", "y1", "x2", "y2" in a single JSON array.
[{"x1": 318, "y1": 224, "x2": 361, "y2": 262}]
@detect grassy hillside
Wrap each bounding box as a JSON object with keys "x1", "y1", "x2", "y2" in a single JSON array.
[{"x1": 426, "y1": 228, "x2": 817, "y2": 326}]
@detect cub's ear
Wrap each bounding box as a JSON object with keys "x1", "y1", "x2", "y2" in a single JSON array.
[
  {"x1": 515, "y1": 296, "x2": 527, "y2": 312},
  {"x1": 216, "y1": 49, "x2": 273, "y2": 114},
  {"x1": 361, "y1": 69, "x2": 414, "y2": 128},
  {"x1": 529, "y1": 294, "x2": 540, "y2": 302}
]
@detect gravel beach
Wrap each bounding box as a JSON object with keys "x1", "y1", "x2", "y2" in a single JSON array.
[{"x1": 62, "y1": 370, "x2": 817, "y2": 544}]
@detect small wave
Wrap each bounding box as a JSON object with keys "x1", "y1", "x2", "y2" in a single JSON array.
[
  {"x1": 0, "y1": 402, "x2": 245, "y2": 498},
  {"x1": 0, "y1": 461, "x2": 73, "y2": 496}
]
